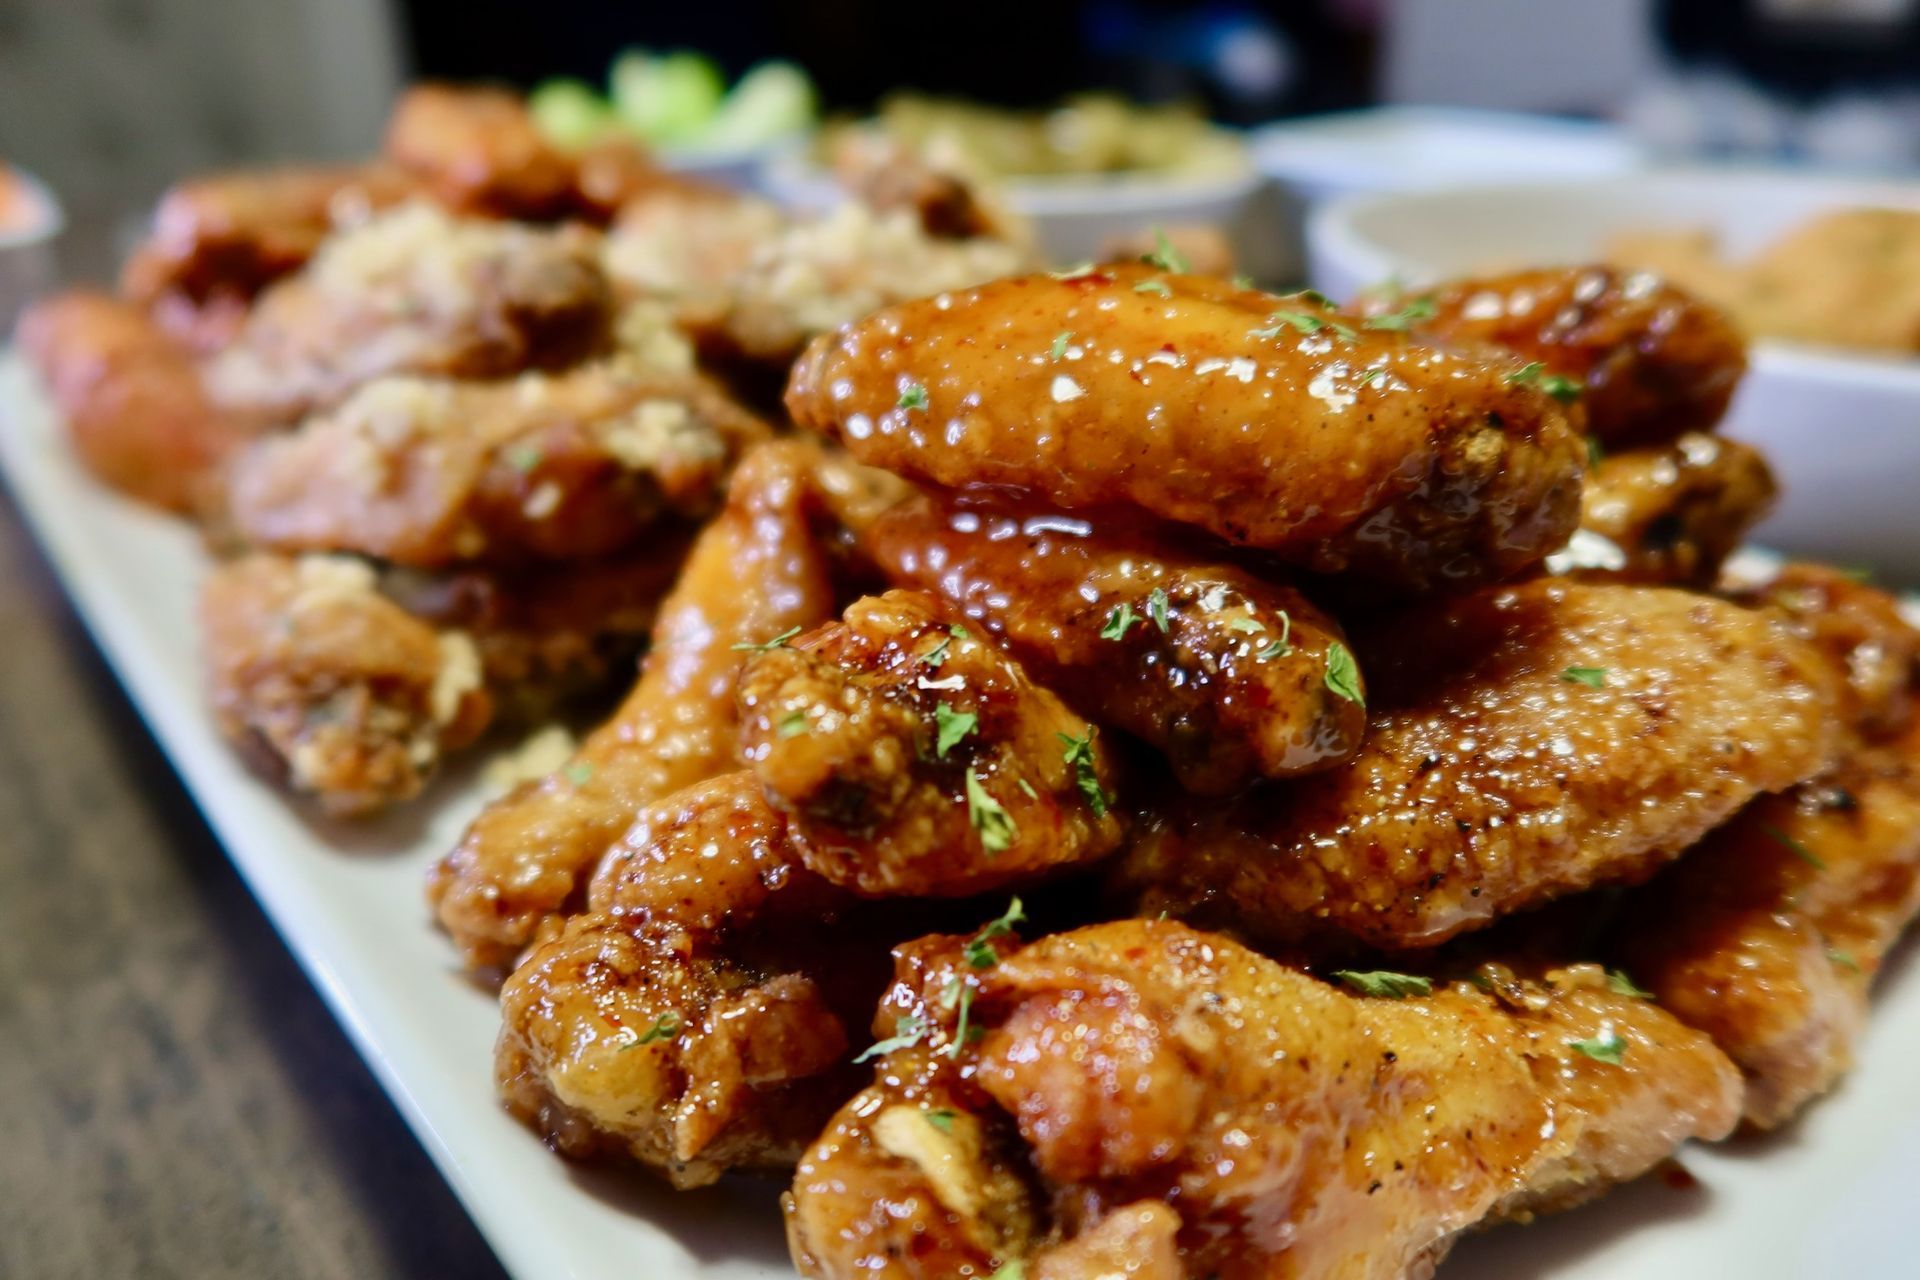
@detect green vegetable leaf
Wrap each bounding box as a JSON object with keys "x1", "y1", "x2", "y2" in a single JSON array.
[
  {"x1": 777, "y1": 710, "x2": 810, "y2": 739},
  {"x1": 1332, "y1": 970, "x2": 1433, "y2": 998},
  {"x1": 1607, "y1": 969, "x2": 1653, "y2": 999},
  {"x1": 1323, "y1": 641, "x2": 1364, "y2": 706},
  {"x1": 563, "y1": 761, "x2": 595, "y2": 787},
  {"x1": 924, "y1": 1108, "x2": 957, "y2": 1133},
  {"x1": 1147, "y1": 586, "x2": 1171, "y2": 634},
  {"x1": 1561, "y1": 666, "x2": 1608, "y2": 688},
  {"x1": 965, "y1": 897, "x2": 1027, "y2": 969},
  {"x1": 1255, "y1": 611, "x2": 1294, "y2": 660},
  {"x1": 966, "y1": 768, "x2": 1017, "y2": 854},
  {"x1": 934, "y1": 703, "x2": 977, "y2": 758},
  {"x1": 1133, "y1": 278, "x2": 1172, "y2": 297},
  {"x1": 1568, "y1": 1026, "x2": 1626, "y2": 1065},
  {"x1": 853, "y1": 1014, "x2": 928, "y2": 1063},
  {"x1": 634, "y1": 1011, "x2": 682, "y2": 1046},
  {"x1": 1141, "y1": 227, "x2": 1190, "y2": 273},
  {"x1": 1057, "y1": 730, "x2": 1113, "y2": 819},
  {"x1": 731, "y1": 625, "x2": 801, "y2": 653},
  {"x1": 897, "y1": 382, "x2": 928, "y2": 412},
  {"x1": 1828, "y1": 948, "x2": 1862, "y2": 973},
  {"x1": 1050, "y1": 331, "x2": 1071, "y2": 361},
  {"x1": 1762, "y1": 821, "x2": 1827, "y2": 870},
  {"x1": 1101, "y1": 602, "x2": 1142, "y2": 640},
  {"x1": 1364, "y1": 295, "x2": 1437, "y2": 331}
]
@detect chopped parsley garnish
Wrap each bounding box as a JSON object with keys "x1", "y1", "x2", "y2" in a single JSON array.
[
  {"x1": 1586, "y1": 435, "x2": 1605, "y2": 468},
  {"x1": 1299, "y1": 288, "x2": 1335, "y2": 307},
  {"x1": 993, "y1": 1263, "x2": 1026, "y2": 1280},
  {"x1": 563, "y1": 761, "x2": 595, "y2": 787},
  {"x1": 944, "y1": 983, "x2": 977, "y2": 1058},
  {"x1": 965, "y1": 768, "x2": 1017, "y2": 854},
  {"x1": 1228, "y1": 616, "x2": 1264, "y2": 634},
  {"x1": 1255, "y1": 611, "x2": 1294, "y2": 660},
  {"x1": 853, "y1": 1014, "x2": 928, "y2": 1063},
  {"x1": 934, "y1": 703, "x2": 977, "y2": 758},
  {"x1": 633, "y1": 1011, "x2": 682, "y2": 1046},
  {"x1": 965, "y1": 898, "x2": 1027, "y2": 969},
  {"x1": 731, "y1": 625, "x2": 802, "y2": 653},
  {"x1": 1057, "y1": 730, "x2": 1113, "y2": 818},
  {"x1": 1015, "y1": 776, "x2": 1038, "y2": 799},
  {"x1": 897, "y1": 382, "x2": 928, "y2": 412},
  {"x1": 777, "y1": 710, "x2": 810, "y2": 739},
  {"x1": 1133, "y1": 278, "x2": 1172, "y2": 297},
  {"x1": 1049, "y1": 261, "x2": 1097, "y2": 280},
  {"x1": 1761, "y1": 821, "x2": 1827, "y2": 870},
  {"x1": 1561, "y1": 666, "x2": 1608, "y2": 688},
  {"x1": 1607, "y1": 969, "x2": 1653, "y2": 999},
  {"x1": 1828, "y1": 948, "x2": 1862, "y2": 973},
  {"x1": 1357, "y1": 367, "x2": 1388, "y2": 388},
  {"x1": 1146, "y1": 586, "x2": 1171, "y2": 633},
  {"x1": 505, "y1": 443, "x2": 544, "y2": 472},
  {"x1": 924, "y1": 1108, "x2": 958, "y2": 1133},
  {"x1": 1253, "y1": 310, "x2": 1355, "y2": 340},
  {"x1": 1323, "y1": 641, "x2": 1364, "y2": 706},
  {"x1": 1101, "y1": 602, "x2": 1143, "y2": 640},
  {"x1": 1050, "y1": 331, "x2": 1071, "y2": 361},
  {"x1": 922, "y1": 635, "x2": 953, "y2": 667},
  {"x1": 1141, "y1": 228, "x2": 1190, "y2": 273},
  {"x1": 950, "y1": 623, "x2": 972, "y2": 641},
  {"x1": 1333, "y1": 970, "x2": 1433, "y2": 998},
  {"x1": 1505, "y1": 360, "x2": 1583, "y2": 403},
  {"x1": 1364, "y1": 295, "x2": 1437, "y2": 331},
  {"x1": 1568, "y1": 1026, "x2": 1626, "y2": 1064},
  {"x1": 1231, "y1": 273, "x2": 1255, "y2": 290}
]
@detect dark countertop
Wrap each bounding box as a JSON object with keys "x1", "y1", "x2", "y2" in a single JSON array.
[{"x1": 0, "y1": 483, "x2": 508, "y2": 1279}]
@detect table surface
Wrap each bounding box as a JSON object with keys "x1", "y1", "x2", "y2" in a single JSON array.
[{"x1": 0, "y1": 486, "x2": 508, "y2": 1279}]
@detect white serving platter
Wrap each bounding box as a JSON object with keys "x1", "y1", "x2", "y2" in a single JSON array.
[{"x1": 2, "y1": 348, "x2": 1917, "y2": 1278}]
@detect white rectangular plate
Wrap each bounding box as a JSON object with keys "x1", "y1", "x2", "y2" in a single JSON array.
[{"x1": 2, "y1": 350, "x2": 1916, "y2": 1278}]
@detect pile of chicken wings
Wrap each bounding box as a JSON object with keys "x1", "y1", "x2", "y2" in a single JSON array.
[{"x1": 21, "y1": 84, "x2": 1920, "y2": 1280}]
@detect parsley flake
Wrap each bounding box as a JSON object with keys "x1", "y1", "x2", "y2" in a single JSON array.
[
  {"x1": 965, "y1": 898, "x2": 1027, "y2": 969},
  {"x1": 1015, "y1": 776, "x2": 1038, "y2": 799},
  {"x1": 777, "y1": 710, "x2": 810, "y2": 739},
  {"x1": 1101, "y1": 602, "x2": 1142, "y2": 640},
  {"x1": 1332, "y1": 970, "x2": 1433, "y2": 998},
  {"x1": 1050, "y1": 331, "x2": 1071, "y2": 361},
  {"x1": 994, "y1": 1263, "x2": 1027, "y2": 1280},
  {"x1": 1762, "y1": 821, "x2": 1827, "y2": 870},
  {"x1": 1228, "y1": 616, "x2": 1264, "y2": 634},
  {"x1": 563, "y1": 761, "x2": 595, "y2": 787},
  {"x1": 897, "y1": 382, "x2": 928, "y2": 412},
  {"x1": 1255, "y1": 611, "x2": 1294, "y2": 660},
  {"x1": 934, "y1": 703, "x2": 977, "y2": 758},
  {"x1": 1569, "y1": 1026, "x2": 1626, "y2": 1065},
  {"x1": 1133, "y1": 278, "x2": 1172, "y2": 297},
  {"x1": 1049, "y1": 261, "x2": 1098, "y2": 280},
  {"x1": 853, "y1": 1014, "x2": 928, "y2": 1063},
  {"x1": 1057, "y1": 730, "x2": 1113, "y2": 819},
  {"x1": 1357, "y1": 367, "x2": 1388, "y2": 388},
  {"x1": 1364, "y1": 295, "x2": 1437, "y2": 331},
  {"x1": 924, "y1": 1108, "x2": 957, "y2": 1133},
  {"x1": 1323, "y1": 641, "x2": 1364, "y2": 706},
  {"x1": 505, "y1": 443, "x2": 544, "y2": 472},
  {"x1": 634, "y1": 1011, "x2": 682, "y2": 1046},
  {"x1": 1607, "y1": 969, "x2": 1653, "y2": 999},
  {"x1": 1231, "y1": 273, "x2": 1255, "y2": 290},
  {"x1": 922, "y1": 635, "x2": 952, "y2": 667},
  {"x1": 731, "y1": 625, "x2": 802, "y2": 654},
  {"x1": 944, "y1": 983, "x2": 977, "y2": 1058},
  {"x1": 1147, "y1": 586, "x2": 1171, "y2": 634},
  {"x1": 1505, "y1": 360, "x2": 1583, "y2": 403},
  {"x1": 1828, "y1": 948, "x2": 1862, "y2": 973},
  {"x1": 965, "y1": 768, "x2": 1017, "y2": 854},
  {"x1": 1561, "y1": 666, "x2": 1608, "y2": 688},
  {"x1": 1142, "y1": 227, "x2": 1190, "y2": 273},
  {"x1": 1587, "y1": 435, "x2": 1605, "y2": 468}
]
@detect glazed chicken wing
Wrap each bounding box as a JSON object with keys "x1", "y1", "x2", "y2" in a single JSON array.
[
  {"x1": 1115, "y1": 580, "x2": 1843, "y2": 950},
  {"x1": 201, "y1": 554, "x2": 490, "y2": 816},
  {"x1": 204, "y1": 203, "x2": 612, "y2": 426},
  {"x1": 854, "y1": 489, "x2": 1365, "y2": 793},
  {"x1": 785, "y1": 920, "x2": 1742, "y2": 1279},
  {"x1": 224, "y1": 360, "x2": 766, "y2": 567},
  {"x1": 786, "y1": 266, "x2": 1585, "y2": 591},
  {"x1": 427, "y1": 441, "x2": 845, "y2": 970},
  {"x1": 1555, "y1": 432, "x2": 1777, "y2": 587},
  {"x1": 1392, "y1": 265, "x2": 1748, "y2": 447},
  {"x1": 382, "y1": 83, "x2": 578, "y2": 221},
  {"x1": 736, "y1": 589, "x2": 1126, "y2": 897},
  {"x1": 18, "y1": 291, "x2": 246, "y2": 513}
]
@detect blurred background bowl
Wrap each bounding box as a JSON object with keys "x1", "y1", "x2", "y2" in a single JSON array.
[
  {"x1": 1309, "y1": 168, "x2": 1920, "y2": 581},
  {"x1": 0, "y1": 166, "x2": 63, "y2": 335}
]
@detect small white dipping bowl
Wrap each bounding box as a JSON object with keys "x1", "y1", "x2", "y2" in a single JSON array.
[{"x1": 1308, "y1": 168, "x2": 1920, "y2": 581}]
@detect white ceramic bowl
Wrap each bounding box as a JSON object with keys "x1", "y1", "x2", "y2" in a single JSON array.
[
  {"x1": 0, "y1": 167, "x2": 63, "y2": 335},
  {"x1": 1308, "y1": 168, "x2": 1920, "y2": 580},
  {"x1": 657, "y1": 132, "x2": 808, "y2": 192},
  {"x1": 759, "y1": 146, "x2": 1267, "y2": 268}
]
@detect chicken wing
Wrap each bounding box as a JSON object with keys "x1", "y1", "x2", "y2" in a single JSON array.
[
  {"x1": 1391, "y1": 265, "x2": 1748, "y2": 447},
  {"x1": 737, "y1": 589, "x2": 1126, "y2": 897},
  {"x1": 1553, "y1": 433, "x2": 1777, "y2": 587},
  {"x1": 204, "y1": 203, "x2": 612, "y2": 426},
  {"x1": 427, "y1": 441, "x2": 844, "y2": 970},
  {"x1": 382, "y1": 83, "x2": 579, "y2": 221},
  {"x1": 224, "y1": 359, "x2": 766, "y2": 567},
  {"x1": 1733, "y1": 562, "x2": 1920, "y2": 738},
  {"x1": 785, "y1": 266, "x2": 1585, "y2": 591},
  {"x1": 853, "y1": 489, "x2": 1365, "y2": 793},
  {"x1": 201, "y1": 554, "x2": 490, "y2": 816},
  {"x1": 1114, "y1": 579, "x2": 1843, "y2": 950},
  {"x1": 785, "y1": 919, "x2": 1741, "y2": 1279}
]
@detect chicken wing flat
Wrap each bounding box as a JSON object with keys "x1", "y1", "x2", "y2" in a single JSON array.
[
  {"x1": 1392, "y1": 266, "x2": 1748, "y2": 447},
  {"x1": 786, "y1": 265, "x2": 1585, "y2": 591},
  {"x1": 854, "y1": 489, "x2": 1365, "y2": 793},
  {"x1": 1554, "y1": 432, "x2": 1777, "y2": 587},
  {"x1": 382, "y1": 83, "x2": 579, "y2": 222},
  {"x1": 1620, "y1": 715, "x2": 1920, "y2": 1128},
  {"x1": 427, "y1": 441, "x2": 844, "y2": 970},
  {"x1": 785, "y1": 920, "x2": 1741, "y2": 1279},
  {"x1": 18, "y1": 291, "x2": 249, "y2": 514},
  {"x1": 118, "y1": 163, "x2": 417, "y2": 321},
  {"x1": 736, "y1": 589, "x2": 1126, "y2": 897},
  {"x1": 1734, "y1": 563, "x2": 1920, "y2": 737},
  {"x1": 204, "y1": 203, "x2": 612, "y2": 426},
  {"x1": 201, "y1": 554, "x2": 490, "y2": 816},
  {"x1": 1115, "y1": 580, "x2": 1843, "y2": 950},
  {"x1": 224, "y1": 359, "x2": 766, "y2": 567}
]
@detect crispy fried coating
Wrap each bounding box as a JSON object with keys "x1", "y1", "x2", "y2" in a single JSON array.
[
  {"x1": 736, "y1": 590, "x2": 1126, "y2": 897},
  {"x1": 1396, "y1": 265, "x2": 1749, "y2": 447},
  {"x1": 201, "y1": 554, "x2": 490, "y2": 816},
  {"x1": 427, "y1": 441, "x2": 844, "y2": 970},
  {"x1": 118, "y1": 163, "x2": 417, "y2": 316},
  {"x1": 786, "y1": 266, "x2": 1585, "y2": 591},
  {"x1": 18, "y1": 291, "x2": 248, "y2": 513},
  {"x1": 1555, "y1": 432, "x2": 1777, "y2": 587},
  {"x1": 1733, "y1": 562, "x2": 1920, "y2": 739},
  {"x1": 383, "y1": 83, "x2": 578, "y2": 221},
  {"x1": 1621, "y1": 715, "x2": 1920, "y2": 1128},
  {"x1": 785, "y1": 920, "x2": 1741, "y2": 1279},
  {"x1": 204, "y1": 203, "x2": 612, "y2": 426},
  {"x1": 225, "y1": 360, "x2": 766, "y2": 567},
  {"x1": 855, "y1": 490, "x2": 1365, "y2": 793},
  {"x1": 1114, "y1": 580, "x2": 1843, "y2": 950}
]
